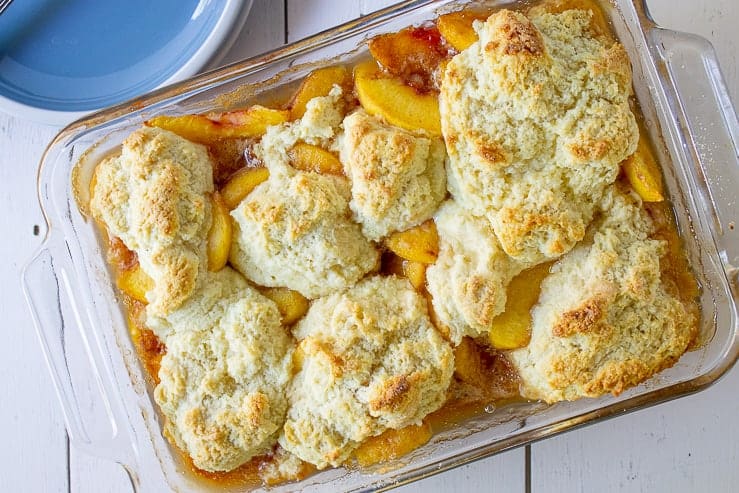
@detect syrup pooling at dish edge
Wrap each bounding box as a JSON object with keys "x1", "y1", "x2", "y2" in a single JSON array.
[{"x1": 88, "y1": 0, "x2": 699, "y2": 486}]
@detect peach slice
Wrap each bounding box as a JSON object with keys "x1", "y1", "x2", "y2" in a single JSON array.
[
  {"x1": 354, "y1": 422, "x2": 432, "y2": 467},
  {"x1": 368, "y1": 26, "x2": 447, "y2": 78},
  {"x1": 452, "y1": 337, "x2": 521, "y2": 401},
  {"x1": 260, "y1": 287, "x2": 309, "y2": 325},
  {"x1": 384, "y1": 220, "x2": 439, "y2": 264},
  {"x1": 622, "y1": 135, "x2": 664, "y2": 202},
  {"x1": 126, "y1": 305, "x2": 165, "y2": 385},
  {"x1": 117, "y1": 264, "x2": 154, "y2": 304},
  {"x1": 220, "y1": 167, "x2": 270, "y2": 210},
  {"x1": 288, "y1": 142, "x2": 344, "y2": 175},
  {"x1": 354, "y1": 61, "x2": 442, "y2": 136},
  {"x1": 146, "y1": 105, "x2": 289, "y2": 144},
  {"x1": 289, "y1": 66, "x2": 350, "y2": 120},
  {"x1": 453, "y1": 336, "x2": 487, "y2": 387},
  {"x1": 489, "y1": 262, "x2": 551, "y2": 350},
  {"x1": 382, "y1": 252, "x2": 427, "y2": 291},
  {"x1": 206, "y1": 192, "x2": 232, "y2": 272},
  {"x1": 292, "y1": 341, "x2": 306, "y2": 372},
  {"x1": 402, "y1": 260, "x2": 426, "y2": 291},
  {"x1": 437, "y1": 11, "x2": 488, "y2": 51}
]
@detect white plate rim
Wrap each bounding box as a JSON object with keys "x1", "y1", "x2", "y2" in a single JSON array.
[{"x1": 0, "y1": 0, "x2": 252, "y2": 126}]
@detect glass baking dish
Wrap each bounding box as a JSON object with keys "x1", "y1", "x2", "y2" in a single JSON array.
[{"x1": 21, "y1": 0, "x2": 739, "y2": 491}]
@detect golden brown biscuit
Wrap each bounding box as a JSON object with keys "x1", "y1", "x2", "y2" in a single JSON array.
[
  {"x1": 509, "y1": 188, "x2": 697, "y2": 402},
  {"x1": 229, "y1": 170, "x2": 379, "y2": 299},
  {"x1": 426, "y1": 200, "x2": 527, "y2": 344},
  {"x1": 279, "y1": 276, "x2": 454, "y2": 468},
  {"x1": 440, "y1": 9, "x2": 638, "y2": 264},
  {"x1": 340, "y1": 109, "x2": 447, "y2": 240},
  {"x1": 154, "y1": 268, "x2": 293, "y2": 472},
  {"x1": 91, "y1": 126, "x2": 213, "y2": 316}
]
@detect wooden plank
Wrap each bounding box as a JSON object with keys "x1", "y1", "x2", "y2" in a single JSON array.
[
  {"x1": 397, "y1": 449, "x2": 526, "y2": 493},
  {"x1": 530, "y1": 0, "x2": 739, "y2": 490},
  {"x1": 285, "y1": 0, "x2": 398, "y2": 43},
  {"x1": 287, "y1": 0, "x2": 361, "y2": 41},
  {"x1": 69, "y1": 451, "x2": 132, "y2": 493},
  {"x1": 0, "y1": 117, "x2": 69, "y2": 492},
  {"x1": 531, "y1": 366, "x2": 739, "y2": 492},
  {"x1": 360, "y1": 0, "x2": 401, "y2": 16},
  {"x1": 218, "y1": 0, "x2": 287, "y2": 65}
]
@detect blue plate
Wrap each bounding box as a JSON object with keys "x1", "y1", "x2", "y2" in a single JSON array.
[{"x1": 0, "y1": 0, "x2": 250, "y2": 124}]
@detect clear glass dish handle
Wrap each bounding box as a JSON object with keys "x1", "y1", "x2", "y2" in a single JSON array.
[
  {"x1": 647, "y1": 25, "x2": 739, "y2": 286},
  {"x1": 21, "y1": 235, "x2": 138, "y2": 472}
]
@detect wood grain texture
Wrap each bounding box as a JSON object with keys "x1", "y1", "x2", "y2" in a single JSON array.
[
  {"x1": 531, "y1": 375, "x2": 739, "y2": 492},
  {"x1": 218, "y1": 0, "x2": 286, "y2": 66},
  {"x1": 0, "y1": 118, "x2": 68, "y2": 491},
  {"x1": 396, "y1": 451, "x2": 525, "y2": 493},
  {"x1": 287, "y1": 0, "x2": 361, "y2": 41}
]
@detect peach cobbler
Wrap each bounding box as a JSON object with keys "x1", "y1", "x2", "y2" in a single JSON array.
[{"x1": 87, "y1": 0, "x2": 698, "y2": 487}]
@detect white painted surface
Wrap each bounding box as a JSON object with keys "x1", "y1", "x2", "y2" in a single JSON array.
[
  {"x1": 0, "y1": 1, "x2": 735, "y2": 492},
  {"x1": 0, "y1": 119, "x2": 66, "y2": 492}
]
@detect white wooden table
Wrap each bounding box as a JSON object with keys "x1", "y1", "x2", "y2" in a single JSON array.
[{"x1": 1, "y1": 1, "x2": 736, "y2": 491}]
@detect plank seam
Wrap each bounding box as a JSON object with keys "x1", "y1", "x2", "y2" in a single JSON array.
[
  {"x1": 525, "y1": 445, "x2": 531, "y2": 493},
  {"x1": 284, "y1": 0, "x2": 289, "y2": 44},
  {"x1": 66, "y1": 434, "x2": 71, "y2": 493}
]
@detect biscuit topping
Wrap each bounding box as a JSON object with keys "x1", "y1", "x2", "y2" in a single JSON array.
[
  {"x1": 153, "y1": 269, "x2": 293, "y2": 472},
  {"x1": 440, "y1": 9, "x2": 638, "y2": 264},
  {"x1": 279, "y1": 276, "x2": 453, "y2": 468},
  {"x1": 91, "y1": 126, "x2": 213, "y2": 316},
  {"x1": 509, "y1": 188, "x2": 697, "y2": 402},
  {"x1": 484, "y1": 10, "x2": 545, "y2": 56},
  {"x1": 341, "y1": 109, "x2": 447, "y2": 240},
  {"x1": 229, "y1": 170, "x2": 379, "y2": 298}
]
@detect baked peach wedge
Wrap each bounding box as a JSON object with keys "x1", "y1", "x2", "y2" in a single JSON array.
[
  {"x1": 146, "y1": 105, "x2": 289, "y2": 144},
  {"x1": 259, "y1": 287, "x2": 309, "y2": 326},
  {"x1": 622, "y1": 134, "x2": 665, "y2": 202},
  {"x1": 289, "y1": 66, "x2": 350, "y2": 120},
  {"x1": 220, "y1": 167, "x2": 270, "y2": 210},
  {"x1": 452, "y1": 336, "x2": 489, "y2": 388},
  {"x1": 207, "y1": 192, "x2": 232, "y2": 272},
  {"x1": 353, "y1": 422, "x2": 433, "y2": 467},
  {"x1": 354, "y1": 60, "x2": 442, "y2": 136},
  {"x1": 117, "y1": 264, "x2": 154, "y2": 304},
  {"x1": 368, "y1": 25, "x2": 447, "y2": 79},
  {"x1": 489, "y1": 262, "x2": 551, "y2": 350},
  {"x1": 288, "y1": 143, "x2": 344, "y2": 175},
  {"x1": 437, "y1": 11, "x2": 488, "y2": 51},
  {"x1": 382, "y1": 252, "x2": 427, "y2": 291},
  {"x1": 402, "y1": 260, "x2": 427, "y2": 291},
  {"x1": 384, "y1": 220, "x2": 440, "y2": 264}
]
